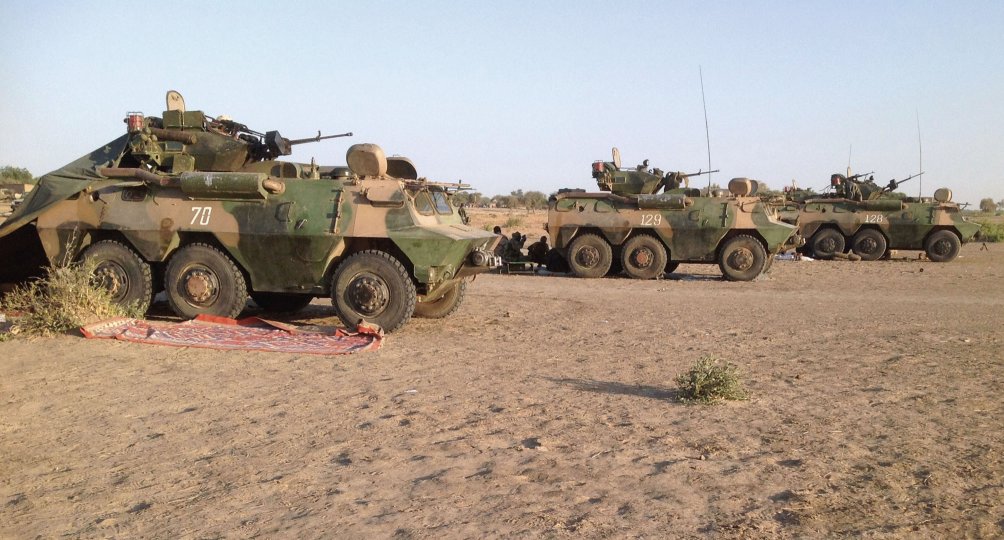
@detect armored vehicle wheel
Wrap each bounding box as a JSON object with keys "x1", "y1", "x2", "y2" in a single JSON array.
[
  {"x1": 414, "y1": 280, "x2": 468, "y2": 319},
  {"x1": 251, "y1": 292, "x2": 314, "y2": 313},
  {"x1": 851, "y1": 229, "x2": 888, "y2": 261},
  {"x1": 82, "y1": 240, "x2": 153, "y2": 313},
  {"x1": 809, "y1": 229, "x2": 846, "y2": 259},
  {"x1": 567, "y1": 233, "x2": 612, "y2": 278},
  {"x1": 331, "y1": 250, "x2": 416, "y2": 332},
  {"x1": 621, "y1": 235, "x2": 668, "y2": 280},
  {"x1": 718, "y1": 235, "x2": 767, "y2": 281},
  {"x1": 165, "y1": 243, "x2": 248, "y2": 319},
  {"x1": 665, "y1": 261, "x2": 680, "y2": 274},
  {"x1": 924, "y1": 230, "x2": 961, "y2": 262}
]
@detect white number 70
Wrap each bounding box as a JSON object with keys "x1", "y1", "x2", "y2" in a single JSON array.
[{"x1": 190, "y1": 206, "x2": 213, "y2": 226}]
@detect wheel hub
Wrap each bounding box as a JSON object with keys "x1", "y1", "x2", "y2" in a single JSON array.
[
  {"x1": 183, "y1": 269, "x2": 218, "y2": 304},
  {"x1": 819, "y1": 238, "x2": 837, "y2": 252},
  {"x1": 859, "y1": 238, "x2": 878, "y2": 253},
  {"x1": 932, "y1": 240, "x2": 951, "y2": 256},
  {"x1": 347, "y1": 274, "x2": 389, "y2": 316},
  {"x1": 576, "y1": 246, "x2": 600, "y2": 268},
  {"x1": 728, "y1": 248, "x2": 755, "y2": 271},
  {"x1": 630, "y1": 248, "x2": 654, "y2": 268},
  {"x1": 93, "y1": 262, "x2": 127, "y2": 300}
]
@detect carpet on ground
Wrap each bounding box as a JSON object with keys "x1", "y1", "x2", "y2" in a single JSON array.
[{"x1": 81, "y1": 314, "x2": 382, "y2": 354}]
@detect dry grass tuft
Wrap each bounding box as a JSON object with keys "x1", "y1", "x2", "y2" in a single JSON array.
[
  {"x1": 0, "y1": 261, "x2": 143, "y2": 337},
  {"x1": 675, "y1": 356, "x2": 749, "y2": 403}
]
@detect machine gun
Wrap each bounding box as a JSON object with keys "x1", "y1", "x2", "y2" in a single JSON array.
[
  {"x1": 210, "y1": 116, "x2": 353, "y2": 161},
  {"x1": 662, "y1": 169, "x2": 719, "y2": 190},
  {"x1": 881, "y1": 171, "x2": 922, "y2": 194},
  {"x1": 847, "y1": 171, "x2": 874, "y2": 182}
]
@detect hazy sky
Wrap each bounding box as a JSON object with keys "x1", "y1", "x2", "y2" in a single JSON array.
[{"x1": 2, "y1": 1, "x2": 1002, "y2": 204}]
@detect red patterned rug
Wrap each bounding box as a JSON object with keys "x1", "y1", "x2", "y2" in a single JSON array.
[{"x1": 81, "y1": 315, "x2": 382, "y2": 355}]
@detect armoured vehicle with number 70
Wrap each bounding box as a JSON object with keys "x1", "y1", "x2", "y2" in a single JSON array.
[{"x1": 0, "y1": 91, "x2": 500, "y2": 332}]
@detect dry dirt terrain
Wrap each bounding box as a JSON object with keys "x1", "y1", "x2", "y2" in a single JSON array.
[{"x1": 1, "y1": 209, "x2": 1002, "y2": 538}]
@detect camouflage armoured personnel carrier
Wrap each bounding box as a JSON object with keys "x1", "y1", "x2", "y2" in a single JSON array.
[
  {"x1": 546, "y1": 150, "x2": 800, "y2": 281},
  {"x1": 786, "y1": 172, "x2": 980, "y2": 262},
  {"x1": 0, "y1": 92, "x2": 499, "y2": 331}
]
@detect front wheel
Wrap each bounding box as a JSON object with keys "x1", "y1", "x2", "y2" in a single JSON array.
[
  {"x1": 165, "y1": 243, "x2": 248, "y2": 319},
  {"x1": 621, "y1": 235, "x2": 668, "y2": 280},
  {"x1": 414, "y1": 280, "x2": 468, "y2": 319},
  {"x1": 809, "y1": 229, "x2": 846, "y2": 259},
  {"x1": 925, "y1": 230, "x2": 961, "y2": 262},
  {"x1": 567, "y1": 233, "x2": 612, "y2": 278},
  {"x1": 851, "y1": 229, "x2": 887, "y2": 261},
  {"x1": 81, "y1": 240, "x2": 153, "y2": 313},
  {"x1": 718, "y1": 235, "x2": 768, "y2": 281},
  {"x1": 331, "y1": 250, "x2": 416, "y2": 332}
]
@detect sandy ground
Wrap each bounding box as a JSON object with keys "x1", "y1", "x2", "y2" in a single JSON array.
[{"x1": 1, "y1": 219, "x2": 1002, "y2": 537}]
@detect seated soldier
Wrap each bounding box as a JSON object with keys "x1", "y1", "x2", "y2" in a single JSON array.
[
  {"x1": 503, "y1": 231, "x2": 526, "y2": 262},
  {"x1": 526, "y1": 235, "x2": 549, "y2": 265},
  {"x1": 493, "y1": 226, "x2": 509, "y2": 258}
]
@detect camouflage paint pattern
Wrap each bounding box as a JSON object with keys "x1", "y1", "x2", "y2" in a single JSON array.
[
  {"x1": 779, "y1": 175, "x2": 981, "y2": 261},
  {"x1": 547, "y1": 157, "x2": 800, "y2": 280},
  {"x1": 0, "y1": 98, "x2": 499, "y2": 329}
]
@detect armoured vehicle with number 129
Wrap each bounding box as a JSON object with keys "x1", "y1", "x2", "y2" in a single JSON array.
[
  {"x1": 546, "y1": 149, "x2": 800, "y2": 281},
  {"x1": 0, "y1": 91, "x2": 500, "y2": 332}
]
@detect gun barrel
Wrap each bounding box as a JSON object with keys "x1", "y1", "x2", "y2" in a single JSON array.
[
  {"x1": 682, "y1": 169, "x2": 720, "y2": 178},
  {"x1": 287, "y1": 131, "x2": 354, "y2": 146}
]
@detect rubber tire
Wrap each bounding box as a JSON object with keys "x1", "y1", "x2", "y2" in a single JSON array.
[
  {"x1": 851, "y1": 229, "x2": 888, "y2": 261},
  {"x1": 762, "y1": 253, "x2": 776, "y2": 274},
  {"x1": 165, "y1": 243, "x2": 248, "y2": 320},
  {"x1": 665, "y1": 261, "x2": 680, "y2": 274},
  {"x1": 81, "y1": 240, "x2": 153, "y2": 313},
  {"x1": 718, "y1": 235, "x2": 768, "y2": 281},
  {"x1": 331, "y1": 250, "x2": 416, "y2": 332},
  {"x1": 924, "y1": 230, "x2": 961, "y2": 262},
  {"x1": 251, "y1": 292, "x2": 314, "y2": 313},
  {"x1": 810, "y1": 229, "x2": 846, "y2": 259},
  {"x1": 621, "y1": 235, "x2": 668, "y2": 280},
  {"x1": 567, "y1": 233, "x2": 613, "y2": 278},
  {"x1": 414, "y1": 280, "x2": 467, "y2": 319}
]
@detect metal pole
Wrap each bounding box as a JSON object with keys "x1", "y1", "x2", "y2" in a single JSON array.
[{"x1": 700, "y1": 66, "x2": 712, "y2": 191}]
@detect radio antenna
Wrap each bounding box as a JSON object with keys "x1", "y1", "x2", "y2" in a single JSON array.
[
  {"x1": 700, "y1": 66, "x2": 712, "y2": 191},
  {"x1": 916, "y1": 109, "x2": 923, "y2": 198},
  {"x1": 847, "y1": 144, "x2": 852, "y2": 177}
]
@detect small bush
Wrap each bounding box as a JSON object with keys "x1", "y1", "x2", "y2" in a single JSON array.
[
  {"x1": 0, "y1": 261, "x2": 142, "y2": 337},
  {"x1": 675, "y1": 356, "x2": 749, "y2": 403},
  {"x1": 504, "y1": 216, "x2": 524, "y2": 228},
  {"x1": 974, "y1": 220, "x2": 1004, "y2": 243}
]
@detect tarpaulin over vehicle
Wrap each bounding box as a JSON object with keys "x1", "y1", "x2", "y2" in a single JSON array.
[{"x1": 0, "y1": 134, "x2": 129, "y2": 239}]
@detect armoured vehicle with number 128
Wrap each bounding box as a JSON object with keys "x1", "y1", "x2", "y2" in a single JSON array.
[{"x1": 780, "y1": 172, "x2": 980, "y2": 262}]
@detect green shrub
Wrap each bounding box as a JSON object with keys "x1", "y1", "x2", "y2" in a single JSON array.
[
  {"x1": 675, "y1": 356, "x2": 749, "y2": 403},
  {"x1": 504, "y1": 216, "x2": 524, "y2": 228},
  {"x1": 0, "y1": 261, "x2": 143, "y2": 337},
  {"x1": 974, "y1": 220, "x2": 1004, "y2": 243}
]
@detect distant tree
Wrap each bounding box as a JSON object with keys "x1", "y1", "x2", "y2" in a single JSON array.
[
  {"x1": 998, "y1": 199, "x2": 1004, "y2": 211},
  {"x1": 524, "y1": 191, "x2": 547, "y2": 211},
  {"x1": 0, "y1": 166, "x2": 33, "y2": 183},
  {"x1": 980, "y1": 198, "x2": 996, "y2": 214}
]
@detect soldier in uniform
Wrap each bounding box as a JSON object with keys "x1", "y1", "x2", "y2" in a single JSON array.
[
  {"x1": 493, "y1": 226, "x2": 509, "y2": 258},
  {"x1": 503, "y1": 231, "x2": 526, "y2": 262},
  {"x1": 526, "y1": 235, "x2": 549, "y2": 265}
]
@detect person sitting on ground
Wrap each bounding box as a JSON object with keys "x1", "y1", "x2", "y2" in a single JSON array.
[
  {"x1": 493, "y1": 226, "x2": 509, "y2": 258},
  {"x1": 526, "y1": 235, "x2": 549, "y2": 265},
  {"x1": 503, "y1": 231, "x2": 527, "y2": 262}
]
